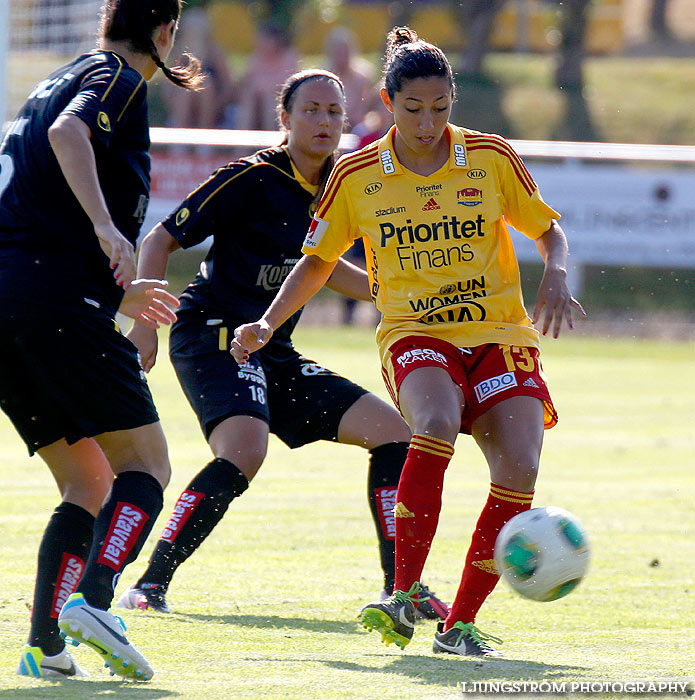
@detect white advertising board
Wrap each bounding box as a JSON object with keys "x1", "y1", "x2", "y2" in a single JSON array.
[{"x1": 511, "y1": 162, "x2": 695, "y2": 274}]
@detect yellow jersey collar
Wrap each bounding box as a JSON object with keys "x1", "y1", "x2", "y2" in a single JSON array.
[
  {"x1": 377, "y1": 124, "x2": 470, "y2": 177},
  {"x1": 283, "y1": 146, "x2": 319, "y2": 196},
  {"x1": 377, "y1": 126, "x2": 404, "y2": 177}
]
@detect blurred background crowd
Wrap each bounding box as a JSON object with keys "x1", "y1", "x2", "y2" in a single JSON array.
[{"x1": 149, "y1": 0, "x2": 695, "y2": 146}]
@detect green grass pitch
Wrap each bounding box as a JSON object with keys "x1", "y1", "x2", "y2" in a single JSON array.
[{"x1": 0, "y1": 325, "x2": 693, "y2": 699}]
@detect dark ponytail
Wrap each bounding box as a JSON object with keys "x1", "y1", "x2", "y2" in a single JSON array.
[
  {"x1": 276, "y1": 69, "x2": 346, "y2": 207},
  {"x1": 100, "y1": 0, "x2": 202, "y2": 90},
  {"x1": 383, "y1": 25, "x2": 454, "y2": 99}
]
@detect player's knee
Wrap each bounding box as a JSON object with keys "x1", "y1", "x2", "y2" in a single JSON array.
[
  {"x1": 61, "y1": 480, "x2": 111, "y2": 516},
  {"x1": 151, "y1": 458, "x2": 172, "y2": 489},
  {"x1": 492, "y1": 457, "x2": 539, "y2": 492},
  {"x1": 215, "y1": 443, "x2": 267, "y2": 481},
  {"x1": 411, "y1": 411, "x2": 460, "y2": 444},
  {"x1": 130, "y1": 455, "x2": 171, "y2": 489},
  {"x1": 378, "y1": 410, "x2": 412, "y2": 443}
]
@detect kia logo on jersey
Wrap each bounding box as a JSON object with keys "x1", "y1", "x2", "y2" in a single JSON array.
[
  {"x1": 364, "y1": 182, "x2": 382, "y2": 195},
  {"x1": 457, "y1": 187, "x2": 483, "y2": 206},
  {"x1": 467, "y1": 169, "x2": 486, "y2": 179}
]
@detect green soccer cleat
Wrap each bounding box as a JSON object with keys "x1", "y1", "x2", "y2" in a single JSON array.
[
  {"x1": 432, "y1": 621, "x2": 504, "y2": 657},
  {"x1": 17, "y1": 644, "x2": 88, "y2": 679},
  {"x1": 58, "y1": 593, "x2": 153, "y2": 680},
  {"x1": 360, "y1": 582, "x2": 422, "y2": 649}
]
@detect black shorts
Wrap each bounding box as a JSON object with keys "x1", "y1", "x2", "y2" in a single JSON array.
[
  {"x1": 169, "y1": 319, "x2": 368, "y2": 448},
  {"x1": 0, "y1": 307, "x2": 159, "y2": 455}
]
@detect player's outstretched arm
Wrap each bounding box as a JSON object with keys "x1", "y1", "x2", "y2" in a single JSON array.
[
  {"x1": 125, "y1": 224, "x2": 182, "y2": 371},
  {"x1": 231, "y1": 254, "x2": 337, "y2": 364},
  {"x1": 326, "y1": 257, "x2": 372, "y2": 301},
  {"x1": 48, "y1": 113, "x2": 136, "y2": 288},
  {"x1": 533, "y1": 220, "x2": 586, "y2": 338}
]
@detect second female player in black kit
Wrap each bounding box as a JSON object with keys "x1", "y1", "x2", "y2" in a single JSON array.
[
  {"x1": 0, "y1": 0, "x2": 202, "y2": 681},
  {"x1": 117, "y1": 69, "x2": 448, "y2": 619}
]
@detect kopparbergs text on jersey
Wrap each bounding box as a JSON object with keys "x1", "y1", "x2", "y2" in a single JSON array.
[{"x1": 255, "y1": 259, "x2": 300, "y2": 290}]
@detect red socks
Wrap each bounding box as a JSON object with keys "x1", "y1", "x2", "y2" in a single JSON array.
[
  {"x1": 446, "y1": 483, "x2": 534, "y2": 628},
  {"x1": 393, "y1": 434, "x2": 454, "y2": 595}
]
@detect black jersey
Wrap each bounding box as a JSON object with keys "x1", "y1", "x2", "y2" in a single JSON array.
[
  {"x1": 0, "y1": 50, "x2": 150, "y2": 315},
  {"x1": 163, "y1": 146, "x2": 317, "y2": 351}
]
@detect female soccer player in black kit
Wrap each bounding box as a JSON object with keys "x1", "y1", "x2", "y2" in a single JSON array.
[
  {"x1": 0, "y1": 0, "x2": 201, "y2": 681},
  {"x1": 117, "y1": 69, "x2": 448, "y2": 620}
]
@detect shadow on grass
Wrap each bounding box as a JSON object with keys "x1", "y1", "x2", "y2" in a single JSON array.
[
  {"x1": 0, "y1": 682, "x2": 179, "y2": 699},
  {"x1": 177, "y1": 611, "x2": 362, "y2": 635},
  {"x1": 320, "y1": 654, "x2": 587, "y2": 685}
]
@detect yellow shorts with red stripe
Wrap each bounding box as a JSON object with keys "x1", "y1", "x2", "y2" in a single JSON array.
[{"x1": 381, "y1": 335, "x2": 557, "y2": 435}]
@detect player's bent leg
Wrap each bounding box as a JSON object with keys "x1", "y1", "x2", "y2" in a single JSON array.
[
  {"x1": 336, "y1": 392, "x2": 411, "y2": 449},
  {"x1": 441, "y1": 397, "x2": 544, "y2": 638},
  {"x1": 208, "y1": 414, "x2": 268, "y2": 481},
  {"x1": 94, "y1": 421, "x2": 171, "y2": 488},
  {"x1": 40, "y1": 438, "x2": 114, "y2": 516},
  {"x1": 118, "y1": 416, "x2": 266, "y2": 613},
  {"x1": 472, "y1": 395, "x2": 544, "y2": 492},
  {"x1": 336, "y1": 397, "x2": 409, "y2": 595},
  {"x1": 397, "y1": 366, "x2": 464, "y2": 445},
  {"x1": 22, "y1": 440, "x2": 110, "y2": 669},
  {"x1": 389, "y1": 368, "x2": 460, "y2": 602},
  {"x1": 61, "y1": 425, "x2": 169, "y2": 679}
]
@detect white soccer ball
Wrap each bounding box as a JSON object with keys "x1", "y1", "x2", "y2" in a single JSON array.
[{"x1": 494, "y1": 506, "x2": 590, "y2": 602}]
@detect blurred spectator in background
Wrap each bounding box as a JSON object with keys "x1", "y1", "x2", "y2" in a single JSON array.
[
  {"x1": 548, "y1": 0, "x2": 598, "y2": 141},
  {"x1": 650, "y1": 0, "x2": 674, "y2": 41},
  {"x1": 323, "y1": 26, "x2": 381, "y2": 130},
  {"x1": 454, "y1": 0, "x2": 506, "y2": 79},
  {"x1": 553, "y1": 0, "x2": 591, "y2": 90},
  {"x1": 161, "y1": 7, "x2": 237, "y2": 129},
  {"x1": 352, "y1": 107, "x2": 393, "y2": 150},
  {"x1": 236, "y1": 20, "x2": 299, "y2": 131},
  {"x1": 387, "y1": 0, "x2": 504, "y2": 79}
]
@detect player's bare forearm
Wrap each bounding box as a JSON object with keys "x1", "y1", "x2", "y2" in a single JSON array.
[
  {"x1": 137, "y1": 223, "x2": 181, "y2": 280},
  {"x1": 326, "y1": 257, "x2": 371, "y2": 301},
  {"x1": 533, "y1": 220, "x2": 585, "y2": 337},
  {"x1": 231, "y1": 254, "x2": 337, "y2": 364},
  {"x1": 535, "y1": 219, "x2": 568, "y2": 273},
  {"x1": 262, "y1": 254, "x2": 337, "y2": 331}
]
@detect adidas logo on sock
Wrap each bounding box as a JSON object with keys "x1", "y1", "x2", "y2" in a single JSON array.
[
  {"x1": 472, "y1": 559, "x2": 498, "y2": 575},
  {"x1": 393, "y1": 502, "x2": 415, "y2": 518},
  {"x1": 523, "y1": 378, "x2": 539, "y2": 388},
  {"x1": 422, "y1": 198, "x2": 440, "y2": 211}
]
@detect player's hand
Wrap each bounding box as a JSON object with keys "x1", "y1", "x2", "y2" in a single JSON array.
[
  {"x1": 95, "y1": 222, "x2": 137, "y2": 288},
  {"x1": 230, "y1": 320, "x2": 273, "y2": 365},
  {"x1": 532, "y1": 267, "x2": 586, "y2": 338},
  {"x1": 119, "y1": 279, "x2": 179, "y2": 334},
  {"x1": 126, "y1": 321, "x2": 160, "y2": 373}
]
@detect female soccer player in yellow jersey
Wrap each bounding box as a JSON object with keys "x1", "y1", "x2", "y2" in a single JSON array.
[{"x1": 231, "y1": 26, "x2": 585, "y2": 657}]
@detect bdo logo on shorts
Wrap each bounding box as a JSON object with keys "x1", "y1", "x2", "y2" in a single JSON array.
[
  {"x1": 474, "y1": 371, "x2": 517, "y2": 402},
  {"x1": 396, "y1": 348, "x2": 448, "y2": 368}
]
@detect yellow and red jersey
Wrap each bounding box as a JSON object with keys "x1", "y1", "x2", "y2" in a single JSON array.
[{"x1": 302, "y1": 123, "x2": 559, "y2": 358}]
